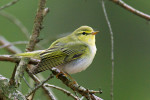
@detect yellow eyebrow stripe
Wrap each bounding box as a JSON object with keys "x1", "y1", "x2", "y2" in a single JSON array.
[{"x1": 80, "y1": 31, "x2": 91, "y2": 33}]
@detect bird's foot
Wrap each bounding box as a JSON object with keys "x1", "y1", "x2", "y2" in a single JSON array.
[{"x1": 56, "y1": 71, "x2": 78, "y2": 85}]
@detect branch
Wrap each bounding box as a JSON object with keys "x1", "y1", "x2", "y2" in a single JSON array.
[
  {"x1": 25, "y1": 74, "x2": 54, "y2": 98},
  {"x1": 26, "y1": 69, "x2": 57, "y2": 100},
  {"x1": 0, "y1": 0, "x2": 20, "y2": 10},
  {"x1": 51, "y1": 68, "x2": 103, "y2": 100},
  {"x1": 42, "y1": 86, "x2": 57, "y2": 100},
  {"x1": 15, "y1": 0, "x2": 47, "y2": 86},
  {"x1": 102, "y1": 1, "x2": 114, "y2": 100},
  {"x1": 0, "y1": 41, "x2": 28, "y2": 49},
  {"x1": 45, "y1": 84, "x2": 79, "y2": 100},
  {"x1": 9, "y1": 64, "x2": 18, "y2": 86},
  {"x1": 26, "y1": 0, "x2": 46, "y2": 52},
  {"x1": 0, "y1": 55, "x2": 102, "y2": 100},
  {"x1": 0, "y1": 36, "x2": 22, "y2": 54},
  {"x1": 0, "y1": 74, "x2": 25, "y2": 100},
  {"x1": 0, "y1": 55, "x2": 39, "y2": 65},
  {"x1": 110, "y1": 0, "x2": 150, "y2": 20}
]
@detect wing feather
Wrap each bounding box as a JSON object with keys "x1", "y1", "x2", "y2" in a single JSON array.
[{"x1": 32, "y1": 43, "x2": 87, "y2": 74}]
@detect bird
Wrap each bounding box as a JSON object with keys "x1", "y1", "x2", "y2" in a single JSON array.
[{"x1": 16, "y1": 26, "x2": 98, "y2": 75}]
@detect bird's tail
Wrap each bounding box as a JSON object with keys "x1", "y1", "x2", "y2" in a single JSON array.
[{"x1": 15, "y1": 50, "x2": 44, "y2": 59}]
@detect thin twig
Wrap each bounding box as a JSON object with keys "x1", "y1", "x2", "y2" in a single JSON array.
[
  {"x1": 45, "y1": 84, "x2": 79, "y2": 100},
  {"x1": 110, "y1": 0, "x2": 150, "y2": 20},
  {"x1": 0, "y1": 36, "x2": 22, "y2": 54},
  {"x1": 28, "y1": 78, "x2": 35, "y2": 100},
  {"x1": 74, "y1": 91, "x2": 80, "y2": 100},
  {"x1": 0, "y1": 0, "x2": 20, "y2": 10},
  {"x1": 23, "y1": 76, "x2": 32, "y2": 89},
  {"x1": 37, "y1": 74, "x2": 58, "y2": 100},
  {"x1": 0, "y1": 11, "x2": 30, "y2": 39},
  {"x1": 0, "y1": 41, "x2": 28, "y2": 49},
  {"x1": 27, "y1": 93, "x2": 35, "y2": 100},
  {"x1": 102, "y1": 1, "x2": 114, "y2": 100},
  {"x1": 25, "y1": 74, "x2": 54, "y2": 98},
  {"x1": 26, "y1": 69, "x2": 56, "y2": 100},
  {"x1": 80, "y1": 96, "x2": 84, "y2": 100},
  {"x1": 9, "y1": 64, "x2": 18, "y2": 86},
  {"x1": 26, "y1": 0, "x2": 46, "y2": 52},
  {"x1": 42, "y1": 86, "x2": 57, "y2": 100},
  {"x1": 0, "y1": 55, "x2": 39, "y2": 65}
]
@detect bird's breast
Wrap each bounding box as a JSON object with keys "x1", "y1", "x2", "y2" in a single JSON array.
[{"x1": 62, "y1": 45, "x2": 97, "y2": 74}]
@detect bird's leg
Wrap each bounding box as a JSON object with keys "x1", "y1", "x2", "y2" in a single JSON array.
[
  {"x1": 55, "y1": 71, "x2": 65, "y2": 78},
  {"x1": 65, "y1": 72, "x2": 78, "y2": 85},
  {"x1": 56, "y1": 71, "x2": 78, "y2": 85}
]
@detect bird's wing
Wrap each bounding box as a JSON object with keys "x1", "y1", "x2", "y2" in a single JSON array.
[{"x1": 32, "y1": 43, "x2": 87, "y2": 74}]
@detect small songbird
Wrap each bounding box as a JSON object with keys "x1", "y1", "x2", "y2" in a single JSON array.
[{"x1": 16, "y1": 26, "x2": 98, "y2": 74}]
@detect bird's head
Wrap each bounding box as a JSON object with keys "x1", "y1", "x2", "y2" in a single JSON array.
[{"x1": 72, "y1": 26, "x2": 99, "y2": 46}]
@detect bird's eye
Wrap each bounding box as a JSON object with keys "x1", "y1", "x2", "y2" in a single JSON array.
[{"x1": 82, "y1": 32, "x2": 86, "y2": 35}]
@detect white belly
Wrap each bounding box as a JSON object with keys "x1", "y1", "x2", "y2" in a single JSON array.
[{"x1": 62, "y1": 45, "x2": 96, "y2": 74}]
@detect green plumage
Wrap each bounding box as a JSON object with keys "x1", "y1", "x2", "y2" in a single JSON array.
[
  {"x1": 33, "y1": 42, "x2": 87, "y2": 74},
  {"x1": 15, "y1": 26, "x2": 97, "y2": 74}
]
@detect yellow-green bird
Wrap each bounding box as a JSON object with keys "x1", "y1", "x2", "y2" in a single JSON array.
[{"x1": 16, "y1": 26, "x2": 98, "y2": 74}]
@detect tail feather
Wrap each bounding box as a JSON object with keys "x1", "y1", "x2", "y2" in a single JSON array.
[
  {"x1": 16, "y1": 50, "x2": 51, "y2": 74},
  {"x1": 15, "y1": 50, "x2": 44, "y2": 59}
]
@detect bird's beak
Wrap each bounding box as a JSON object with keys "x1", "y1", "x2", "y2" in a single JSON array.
[{"x1": 92, "y1": 31, "x2": 99, "y2": 35}]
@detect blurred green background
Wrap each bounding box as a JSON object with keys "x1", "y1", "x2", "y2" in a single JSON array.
[{"x1": 0, "y1": 0, "x2": 150, "y2": 100}]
